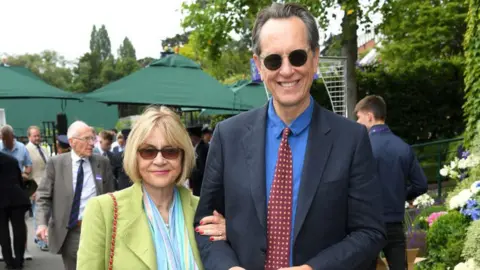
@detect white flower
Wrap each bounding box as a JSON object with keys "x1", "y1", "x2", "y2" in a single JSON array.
[
  {"x1": 449, "y1": 189, "x2": 474, "y2": 210},
  {"x1": 405, "y1": 201, "x2": 410, "y2": 209},
  {"x1": 440, "y1": 166, "x2": 450, "y2": 177},
  {"x1": 450, "y1": 159, "x2": 458, "y2": 169},
  {"x1": 470, "y1": 181, "x2": 480, "y2": 194},
  {"x1": 466, "y1": 154, "x2": 480, "y2": 168},
  {"x1": 449, "y1": 170, "x2": 459, "y2": 179},
  {"x1": 458, "y1": 159, "x2": 468, "y2": 169},
  {"x1": 413, "y1": 194, "x2": 435, "y2": 208}
]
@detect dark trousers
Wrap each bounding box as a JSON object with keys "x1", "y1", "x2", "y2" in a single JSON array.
[
  {"x1": 370, "y1": 222, "x2": 406, "y2": 270},
  {"x1": 0, "y1": 206, "x2": 28, "y2": 267}
]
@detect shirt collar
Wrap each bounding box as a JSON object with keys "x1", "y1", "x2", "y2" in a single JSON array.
[
  {"x1": 267, "y1": 96, "x2": 314, "y2": 138},
  {"x1": 1, "y1": 139, "x2": 19, "y2": 152},
  {"x1": 71, "y1": 150, "x2": 86, "y2": 163}
]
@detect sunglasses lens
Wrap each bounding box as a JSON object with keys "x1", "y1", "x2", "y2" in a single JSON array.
[
  {"x1": 139, "y1": 149, "x2": 158, "y2": 160},
  {"x1": 289, "y1": 49, "x2": 308, "y2": 67},
  {"x1": 161, "y1": 148, "x2": 181, "y2": 160},
  {"x1": 263, "y1": 54, "x2": 282, "y2": 71}
]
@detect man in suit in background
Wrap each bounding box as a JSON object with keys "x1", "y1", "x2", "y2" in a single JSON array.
[
  {"x1": 25, "y1": 126, "x2": 50, "y2": 251},
  {"x1": 355, "y1": 95, "x2": 428, "y2": 270},
  {"x1": 94, "y1": 130, "x2": 122, "y2": 189},
  {"x1": 194, "y1": 3, "x2": 386, "y2": 270},
  {"x1": 0, "y1": 152, "x2": 31, "y2": 269},
  {"x1": 187, "y1": 125, "x2": 209, "y2": 196},
  {"x1": 35, "y1": 121, "x2": 116, "y2": 270}
]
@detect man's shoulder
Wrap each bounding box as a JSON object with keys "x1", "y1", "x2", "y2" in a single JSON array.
[
  {"x1": 317, "y1": 106, "x2": 365, "y2": 134},
  {"x1": 50, "y1": 152, "x2": 69, "y2": 163},
  {"x1": 14, "y1": 140, "x2": 27, "y2": 151},
  {"x1": 218, "y1": 107, "x2": 265, "y2": 131}
]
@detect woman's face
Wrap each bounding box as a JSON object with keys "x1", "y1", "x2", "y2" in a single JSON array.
[{"x1": 137, "y1": 127, "x2": 183, "y2": 189}]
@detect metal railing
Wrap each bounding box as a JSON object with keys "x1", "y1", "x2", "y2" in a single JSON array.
[{"x1": 411, "y1": 137, "x2": 464, "y2": 199}]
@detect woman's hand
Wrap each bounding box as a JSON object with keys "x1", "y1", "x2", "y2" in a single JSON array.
[{"x1": 196, "y1": 210, "x2": 226, "y2": 241}]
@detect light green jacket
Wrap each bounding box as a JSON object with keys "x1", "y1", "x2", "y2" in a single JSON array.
[{"x1": 77, "y1": 182, "x2": 204, "y2": 270}]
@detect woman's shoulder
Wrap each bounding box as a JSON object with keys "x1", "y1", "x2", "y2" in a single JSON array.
[
  {"x1": 87, "y1": 185, "x2": 137, "y2": 211},
  {"x1": 177, "y1": 186, "x2": 199, "y2": 208}
]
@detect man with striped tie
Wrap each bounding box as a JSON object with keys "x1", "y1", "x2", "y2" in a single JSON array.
[
  {"x1": 26, "y1": 126, "x2": 50, "y2": 251},
  {"x1": 35, "y1": 121, "x2": 116, "y2": 270}
]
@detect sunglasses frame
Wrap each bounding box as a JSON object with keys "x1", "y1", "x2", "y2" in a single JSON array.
[
  {"x1": 259, "y1": 47, "x2": 311, "y2": 71},
  {"x1": 137, "y1": 147, "x2": 183, "y2": 160}
]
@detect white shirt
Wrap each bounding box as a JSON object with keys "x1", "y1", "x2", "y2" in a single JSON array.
[{"x1": 71, "y1": 151, "x2": 97, "y2": 220}]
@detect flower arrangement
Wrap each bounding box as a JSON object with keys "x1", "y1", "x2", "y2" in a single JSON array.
[
  {"x1": 448, "y1": 181, "x2": 480, "y2": 217},
  {"x1": 440, "y1": 152, "x2": 480, "y2": 181}
]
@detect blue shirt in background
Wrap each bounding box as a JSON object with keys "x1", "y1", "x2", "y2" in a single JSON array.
[{"x1": 0, "y1": 140, "x2": 33, "y2": 171}]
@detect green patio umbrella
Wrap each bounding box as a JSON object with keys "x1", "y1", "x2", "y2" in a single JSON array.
[
  {"x1": 0, "y1": 66, "x2": 79, "y2": 100},
  {"x1": 200, "y1": 80, "x2": 269, "y2": 116},
  {"x1": 83, "y1": 54, "x2": 249, "y2": 110}
]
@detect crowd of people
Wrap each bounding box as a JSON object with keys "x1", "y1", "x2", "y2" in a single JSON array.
[{"x1": 0, "y1": 2, "x2": 429, "y2": 270}]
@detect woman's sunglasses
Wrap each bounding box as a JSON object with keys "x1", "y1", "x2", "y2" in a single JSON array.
[
  {"x1": 138, "y1": 147, "x2": 182, "y2": 160},
  {"x1": 261, "y1": 48, "x2": 309, "y2": 71}
]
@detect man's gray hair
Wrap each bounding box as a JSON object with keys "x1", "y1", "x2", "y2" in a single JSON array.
[
  {"x1": 252, "y1": 3, "x2": 319, "y2": 56},
  {"x1": 67, "y1": 121, "x2": 90, "y2": 139},
  {"x1": 0, "y1": 125, "x2": 14, "y2": 136}
]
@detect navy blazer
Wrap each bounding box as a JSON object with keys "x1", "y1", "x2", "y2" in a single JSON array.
[{"x1": 194, "y1": 101, "x2": 386, "y2": 270}]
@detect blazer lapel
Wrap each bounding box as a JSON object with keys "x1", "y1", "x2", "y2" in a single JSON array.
[
  {"x1": 89, "y1": 156, "x2": 102, "y2": 195},
  {"x1": 63, "y1": 154, "x2": 74, "y2": 200},
  {"x1": 293, "y1": 105, "x2": 333, "y2": 243},
  {"x1": 242, "y1": 106, "x2": 268, "y2": 231},
  {"x1": 121, "y1": 184, "x2": 156, "y2": 269}
]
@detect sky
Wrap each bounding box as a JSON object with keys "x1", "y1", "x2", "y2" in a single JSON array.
[{"x1": 0, "y1": 0, "x2": 378, "y2": 62}]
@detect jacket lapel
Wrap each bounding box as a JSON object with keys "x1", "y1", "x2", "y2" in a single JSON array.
[
  {"x1": 242, "y1": 106, "x2": 268, "y2": 231},
  {"x1": 89, "y1": 156, "x2": 102, "y2": 195},
  {"x1": 293, "y1": 105, "x2": 333, "y2": 243},
  {"x1": 63, "y1": 154, "x2": 74, "y2": 199},
  {"x1": 121, "y1": 183, "x2": 156, "y2": 269}
]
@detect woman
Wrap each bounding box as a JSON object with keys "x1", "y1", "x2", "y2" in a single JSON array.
[{"x1": 77, "y1": 106, "x2": 226, "y2": 270}]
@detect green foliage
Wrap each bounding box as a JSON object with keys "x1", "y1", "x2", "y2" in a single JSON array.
[
  {"x1": 463, "y1": 220, "x2": 480, "y2": 265},
  {"x1": 357, "y1": 62, "x2": 464, "y2": 144},
  {"x1": 115, "y1": 119, "x2": 132, "y2": 131},
  {"x1": 462, "y1": 0, "x2": 480, "y2": 147},
  {"x1": 378, "y1": 0, "x2": 467, "y2": 71},
  {"x1": 118, "y1": 37, "x2": 136, "y2": 59},
  {"x1": 413, "y1": 205, "x2": 447, "y2": 230},
  {"x1": 422, "y1": 211, "x2": 470, "y2": 269}
]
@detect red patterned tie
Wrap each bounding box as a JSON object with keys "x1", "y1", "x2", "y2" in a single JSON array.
[{"x1": 265, "y1": 127, "x2": 293, "y2": 270}]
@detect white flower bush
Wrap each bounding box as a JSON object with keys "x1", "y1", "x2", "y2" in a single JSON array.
[
  {"x1": 413, "y1": 193, "x2": 435, "y2": 208},
  {"x1": 440, "y1": 154, "x2": 480, "y2": 180},
  {"x1": 454, "y1": 259, "x2": 477, "y2": 270}
]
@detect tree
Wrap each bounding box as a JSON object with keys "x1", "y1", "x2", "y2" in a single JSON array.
[
  {"x1": 71, "y1": 51, "x2": 103, "y2": 92},
  {"x1": 161, "y1": 32, "x2": 191, "y2": 49},
  {"x1": 90, "y1": 25, "x2": 112, "y2": 61},
  {"x1": 90, "y1": 25, "x2": 98, "y2": 52},
  {"x1": 378, "y1": 0, "x2": 467, "y2": 70},
  {"x1": 181, "y1": 0, "x2": 365, "y2": 119},
  {"x1": 118, "y1": 37, "x2": 136, "y2": 59},
  {"x1": 462, "y1": 0, "x2": 480, "y2": 146},
  {"x1": 6, "y1": 51, "x2": 74, "y2": 90}
]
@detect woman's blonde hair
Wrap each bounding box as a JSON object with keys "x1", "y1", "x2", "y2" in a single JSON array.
[{"x1": 123, "y1": 106, "x2": 195, "y2": 186}]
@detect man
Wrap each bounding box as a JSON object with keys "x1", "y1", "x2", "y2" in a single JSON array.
[
  {"x1": 355, "y1": 95, "x2": 428, "y2": 270},
  {"x1": 188, "y1": 125, "x2": 209, "y2": 196},
  {"x1": 0, "y1": 125, "x2": 34, "y2": 260},
  {"x1": 35, "y1": 121, "x2": 116, "y2": 270},
  {"x1": 0, "y1": 152, "x2": 31, "y2": 269},
  {"x1": 56, "y1": 135, "x2": 71, "y2": 154},
  {"x1": 111, "y1": 129, "x2": 128, "y2": 154},
  {"x1": 194, "y1": 3, "x2": 386, "y2": 270},
  {"x1": 94, "y1": 130, "x2": 122, "y2": 189},
  {"x1": 25, "y1": 126, "x2": 49, "y2": 251},
  {"x1": 202, "y1": 126, "x2": 213, "y2": 144}
]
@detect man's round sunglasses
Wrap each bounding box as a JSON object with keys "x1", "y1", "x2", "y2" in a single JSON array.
[
  {"x1": 261, "y1": 48, "x2": 309, "y2": 71},
  {"x1": 138, "y1": 147, "x2": 183, "y2": 160}
]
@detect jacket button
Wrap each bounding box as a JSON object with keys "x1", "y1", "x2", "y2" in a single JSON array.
[{"x1": 260, "y1": 248, "x2": 266, "y2": 255}]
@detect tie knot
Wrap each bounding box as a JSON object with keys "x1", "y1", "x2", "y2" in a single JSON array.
[
  {"x1": 282, "y1": 127, "x2": 291, "y2": 139},
  {"x1": 78, "y1": 159, "x2": 84, "y2": 165}
]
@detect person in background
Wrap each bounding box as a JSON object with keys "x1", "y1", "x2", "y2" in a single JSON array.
[
  {"x1": 94, "y1": 130, "x2": 122, "y2": 190},
  {"x1": 56, "y1": 135, "x2": 71, "y2": 154},
  {"x1": 0, "y1": 152, "x2": 31, "y2": 269},
  {"x1": 35, "y1": 121, "x2": 116, "y2": 270},
  {"x1": 112, "y1": 130, "x2": 128, "y2": 154},
  {"x1": 355, "y1": 95, "x2": 428, "y2": 270},
  {"x1": 187, "y1": 125, "x2": 209, "y2": 196},
  {"x1": 25, "y1": 126, "x2": 49, "y2": 252},
  {"x1": 201, "y1": 126, "x2": 213, "y2": 144}
]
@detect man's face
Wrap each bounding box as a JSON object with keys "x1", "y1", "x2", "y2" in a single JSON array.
[
  {"x1": 2, "y1": 132, "x2": 14, "y2": 150},
  {"x1": 202, "y1": 133, "x2": 212, "y2": 143},
  {"x1": 100, "y1": 138, "x2": 112, "y2": 152},
  {"x1": 69, "y1": 126, "x2": 95, "y2": 157},
  {"x1": 29, "y1": 128, "x2": 42, "y2": 145},
  {"x1": 356, "y1": 111, "x2": 374, "y2": 130},
  {"x1": 253, "y1": 17, "x2": 319, "y2": 110}
]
